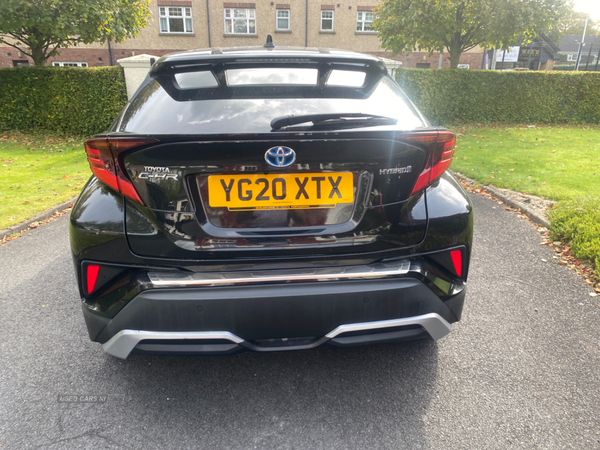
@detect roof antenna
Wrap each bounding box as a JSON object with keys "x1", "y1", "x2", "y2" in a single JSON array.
[{"x1": 264, "y1": 34, "x2": 275, "y2": 48}]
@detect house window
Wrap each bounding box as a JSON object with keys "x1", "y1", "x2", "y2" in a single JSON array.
[
  {"x1": 356, "y1": 11, "x2": 374, "y2": 31},
  {"x1": 224, "y1": 8, "x2": 256, "y2": 34},
  {"x1": 567, "y1": 53, "x2": 578, "y2": 62},
  {"x1": 276, "y1": 9, "x2": 290, "y2": 30},
  {"x1": 321, "y1": 10, "x2": 334, "y2": 31},
  {"x1": 52, "y1": 62, "x2": 88, "y2": 67},
  {"x1": 159, "y1": 6, "x2": 193, "y2": 33}
]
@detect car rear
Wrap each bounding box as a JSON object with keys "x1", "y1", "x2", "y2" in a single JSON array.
[{"x1": 70, "y1": 46, "x2": 473, "y2": 359}]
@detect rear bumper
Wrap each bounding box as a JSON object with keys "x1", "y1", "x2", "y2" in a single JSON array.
[
  {"x1": 102, "y1": 313, "x2": 452, "y2": 359},
  {"x1": 83, "y1": 274, "x2": 465, "y2": 359}
]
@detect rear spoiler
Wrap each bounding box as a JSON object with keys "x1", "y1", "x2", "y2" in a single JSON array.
[
  {"x1": 149, "y1": 51, "x2": 389, "y2": 102},
  {"x1": 149, "y1": 48, "x2": 387, "y2": 76}
]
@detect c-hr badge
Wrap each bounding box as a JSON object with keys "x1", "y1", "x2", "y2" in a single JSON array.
[{"x1": 139, "y1": 166, "x2": 179, "y2": 181}]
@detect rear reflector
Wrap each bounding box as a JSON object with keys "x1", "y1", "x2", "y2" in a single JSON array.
[
  {"x1": 409, "y1": 131, "x2": 456, "y2": 196},
  {"x1": 86, "y1": 264, "x2": 100, "y2": 294},
  {"x1": 450, "y1": 249, "x2": 462, "y2": 277},
  {"x1": 84, "y1": 138, "x2": 159, "y2": 204}
]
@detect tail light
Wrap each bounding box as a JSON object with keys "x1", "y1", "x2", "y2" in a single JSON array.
[
  {"x1": 407, "y1": 131, "x2": 456, "y2": 196},
  {"x1": 84, "y1": 138, "x2": 159, "y2": 204}
]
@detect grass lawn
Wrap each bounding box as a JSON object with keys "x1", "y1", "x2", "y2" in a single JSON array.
[
  {"x1": 451, "y1": 124, "x2": 600, "y2": 280},
  {"x1": 0, "y1": 131, "x2": 89, "y2": 230},
  {"x1": 451, "y1": 125, "x2": 600, "y2": 200}
]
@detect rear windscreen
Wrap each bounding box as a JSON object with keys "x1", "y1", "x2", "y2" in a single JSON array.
[{"x1": 119, "y1": 66, "x2": 426, "y2": 134}]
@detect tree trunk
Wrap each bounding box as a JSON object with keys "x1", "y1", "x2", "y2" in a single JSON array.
[
  {"x1": 449, "y1": 51, "x2": 462, "y2": 69},
  {"x1": 449, "y1": 37, "x2": 462, "y2": 69},
  {"x1": 30, "y1": 45, "x2": 48, "y2": 66}
]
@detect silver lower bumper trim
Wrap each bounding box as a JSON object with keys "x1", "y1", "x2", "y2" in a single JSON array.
[
  {"x1": 102, "y1": 313, "x2": 452, "y2": 359},
  {"x1": 325, "y1": 313, "x2": 452, "y2": 341},
  {"x1": 102, "y1": 330, "x2": 244, "y2": 360},
  {"x1": 147, "y1": 260, "x2": 411, "y2": 288}
]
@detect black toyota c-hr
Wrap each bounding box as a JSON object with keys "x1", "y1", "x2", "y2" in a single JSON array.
[{"x1": 70, "y1": 43, "x2": 473, "y2": 359}]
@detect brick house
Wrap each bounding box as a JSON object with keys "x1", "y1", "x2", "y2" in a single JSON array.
[
  {"x1": 0, "y1": 0, "x2": 483, "y2": 69},
  {"x1": 558, "y1": 34, "x2": 600, "y2": 67}
]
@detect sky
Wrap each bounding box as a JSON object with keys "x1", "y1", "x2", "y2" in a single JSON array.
[{"x1": 572, "y1": 0, "x2": 600, "y2": 21}]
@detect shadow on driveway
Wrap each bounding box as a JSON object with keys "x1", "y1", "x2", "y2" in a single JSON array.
[{"x1": 93, "y1": 340, "x2": 439, "y2": 448}]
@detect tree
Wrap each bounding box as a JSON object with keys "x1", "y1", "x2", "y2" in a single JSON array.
[
  {"x1": 0, "y1": 0, "x2": 151, "y2": 66},
  {"x1": 546, "y1": 6, "x2": 600, "y2": 45},
  {"x1": 374, "y1": 0, "x2": 569, "y2": 68}
]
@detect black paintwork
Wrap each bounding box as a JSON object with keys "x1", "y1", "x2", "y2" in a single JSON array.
[
  {"x1": 71, "y1": 172, "x2": 471, "y2": 264},
  {"x1": 69, "y1": 46, "x2": 473, "y2": 355},
  {"x1": 118, "y1": 135, "x2": 430, "y2": 259}
]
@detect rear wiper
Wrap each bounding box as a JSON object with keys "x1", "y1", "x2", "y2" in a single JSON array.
[{"x1": 270, "y1": 113, "x2": 398, "y2": 130}]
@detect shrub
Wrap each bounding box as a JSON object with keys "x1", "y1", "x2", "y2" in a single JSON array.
[
  {"x1": 395, "y1": 68, "x2": 600, "y2": 125},
  {"x1": 553, "y1": 64, "x2": 600, "y2": 72},
  {"x1": 0, "y1": 66, "x2": 127, "y2": 136},
  {"x1": 549, "y1": 197, "x2": 600, "y2": 277}
]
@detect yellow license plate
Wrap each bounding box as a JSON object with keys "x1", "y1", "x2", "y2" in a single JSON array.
[{"x1": 208, "y1": 172, "x2": 354, "y2": 210}]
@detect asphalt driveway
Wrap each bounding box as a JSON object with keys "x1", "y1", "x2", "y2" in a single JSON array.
[{"x1": 1, "y1": 193, "x2": 599, "y2": 449}]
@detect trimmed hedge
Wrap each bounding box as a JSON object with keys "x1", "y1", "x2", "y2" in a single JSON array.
[
  {"x1": 2, "y1": 66, "x2": 599, "y2": 134},
  {"x1": 553, "y1": 65, "x2": 600, "y2": 72},
  {"x1": 395, "y1": 68, "x2": 600, "y2": 125},
  {"x1": 549, "y1": 197, "x2": 600, "y2": 278},
  {"x1": 0, "y1": 66, "x2": 127, "y2": 136}
]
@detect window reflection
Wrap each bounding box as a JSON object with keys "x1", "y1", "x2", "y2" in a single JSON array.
[
  {"x1": 175, "y1": 71, "x2": 218, "y2": 89},
  {"x1": 226, "y1": 68, "x2": 319, "y2": 86},
  {"x1": 326, "y1": 70, "x2": 366, "y2": 87},
  {"x1": 120, "y1": 77, "x2": 425, "y2": 134}
]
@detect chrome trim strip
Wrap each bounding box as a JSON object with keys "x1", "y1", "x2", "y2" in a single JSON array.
[
  {"x1": 148, "y1": 260, "x2": 411, "y2": 288},
  {"x1": 326, "y1": 313, "x2": 452, "y2": 341},
  {"x1": 102, "y1": 330, "x2": 244, "y2": 359}
]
